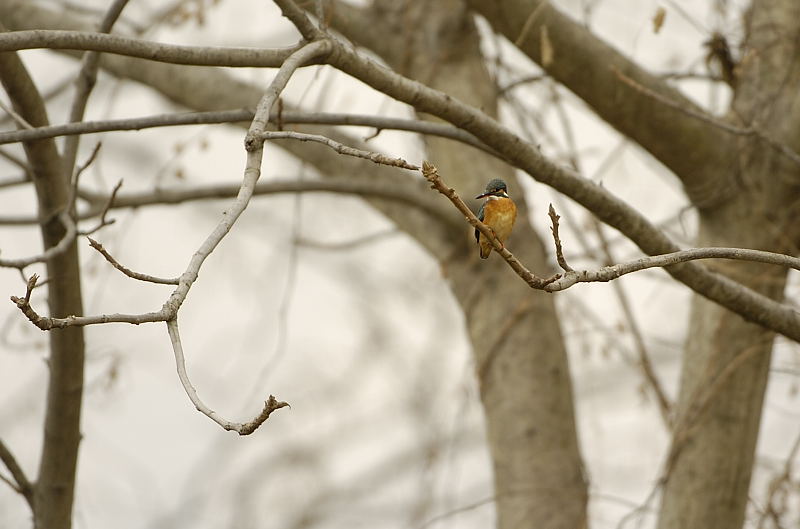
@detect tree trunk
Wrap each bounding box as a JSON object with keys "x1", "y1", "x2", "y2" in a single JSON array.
[
  {"x1": 0, "y1": 49, "x2": 86, "y2": 529},
  {"x1": 658, "y1": 1, "x2": 800, "y2": 527},
  {"x1": 329, "y1": 1, "x2": 588, "y2": 526}
]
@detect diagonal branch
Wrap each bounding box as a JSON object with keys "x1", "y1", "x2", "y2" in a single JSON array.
[
  {"x1": 87, "y1": 237, "x2": 179, "y2": 285},
  {"x1": 272, "y1": 9, "x2": 800, "y2": 340},
  {"x1": 0, "y1": 439, "x2": 33, "y2": 509},
  {"x1": 467, "y1": 0, "x2": 738, "y2": 204}
]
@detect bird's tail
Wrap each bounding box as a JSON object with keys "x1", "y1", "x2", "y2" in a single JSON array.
[{"x1": 479, "y1": 239, "x2": 492, "y2": 259}]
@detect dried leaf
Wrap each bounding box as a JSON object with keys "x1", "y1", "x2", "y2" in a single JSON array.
[
  {"x1": 540, "y1": 25, "x2": 553, "y2": 67},
  {"x1": 652, "y1": 7, "x2": 666, "y2": 34}
]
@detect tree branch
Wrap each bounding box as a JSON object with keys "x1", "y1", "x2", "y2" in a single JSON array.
[
  {"x1": 0, "y1": 109, "x2": 497, "y2": 155},
  {"x1": 422, "y1": 161, "x2": 560, "y2": 289},
  {"x1": 297, "y1": 20, "x2": 800, "y2": 340},
  {"x1": 87, "y1": 237, "x2": 179, "y2": 285},
  {"x1": 467, "y1": 0, "x2": 738, "y2": 205},
  {"x1": 423, "y1": 160, "x2": 800, "y2": 292},
  {"x1": 166, "y1": 320, "x2": 289, "y2": 435},
  {"x1": 0, "y1": 439, "x2": 33, "y2": 509},
  {"x1": 62, "y1": 0, "x2": 131, "y2": 177},
  {"x1": 0, "y1": 30, "x2": 301, "y2": 67},
  {"x1": 260, "y1": 131, "x2": 419, "y2": 170}
]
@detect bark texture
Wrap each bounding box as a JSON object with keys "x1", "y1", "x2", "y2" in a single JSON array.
[{"x1": 0, "y1": 44, "x2": 85, "y2": 529}]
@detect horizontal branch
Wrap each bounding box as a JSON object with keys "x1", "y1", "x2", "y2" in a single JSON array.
[
  {"x1": 0, "y1": 109, "x2": 496, "y2": 154},
  {"x1": 0, "y1": 30, "x2": 303, "y2": 67},
  {"x1": 543, "y1": 247, "x2": 800, "y2": 292},
  {"x1": 260, "y1": 131, "x2": 419, "y2": 170},
  {"x1": 79, "y1": 179, "x2": 459, "y2": 229},
  {"x1": 10, "y1": 275, "x2": 169, "y2": 329}
]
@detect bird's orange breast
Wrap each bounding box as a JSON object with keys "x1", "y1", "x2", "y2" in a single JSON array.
[{"x1": 482, "y1": 197, "x2": 517, "y2": 242}]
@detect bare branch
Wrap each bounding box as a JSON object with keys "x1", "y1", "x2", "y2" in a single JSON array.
[
  {"x1": 87, "y1": 237, "x2": 179, "y2": 285},
  {"x1": 261, "y1": 131, "x2": 419, "y2": 170},
  {"x1": 305, "y1": 25, "x2": 800, "y2": 340},
  {"x1": 548, "y1": 204, "x2": 573, "y2": 272},
  {"x1": 423, "y1": 161, "x2": 800, "y2": 295},
  {"x1": 0, "y1": 97, "x2": 33, "y2": 129},
  {"x1": 166, "y1": 319, "x2": 288, "y2": 435},
  {"x1": 273, "y1": 0, "x2": 324, "y2": 41},
  {"x1": 542, "y1": 247, "x2": 800, "y2": 292},
  {"x1": 10, "y1": 273, "x2": 166, "y2": 328},
  {"x1": 0, "y1": 109, "x2": 495, "y2": 155},
  {"x1": 0, "y1": 109, "x2": 252, "y2": 144},
  {"x1": 0, "y1": 210, "x2": 77, "y2": 269},
  {"x1": 62, "y1": 0, "x2": 131, "y2": 177},
  {"x1": 0, "y1": 439, "x2": 33, "y2": 509},
  {"x1": 0, "y1": 143, "x2": 104, "y2": 269},
  {"x1": 79, "y1": 178, "x2": 121, "y2": 235},
  {"x1": 7, "y1": 40, "x2": 327, "y2": 436},
  {"x1": 0, "y1": 30, "x2": 302, "y2": 67}
]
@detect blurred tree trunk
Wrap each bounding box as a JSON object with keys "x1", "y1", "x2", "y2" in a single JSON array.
[
  {"x1": 327, "y1": 1, "x2": 588, "y2": 527},
  {"x1": 0, "y1": 49, "x2": 85, "y2": 529},
  {"x1": 657, "y1": 1, "x2": 800, "y2": 527}
]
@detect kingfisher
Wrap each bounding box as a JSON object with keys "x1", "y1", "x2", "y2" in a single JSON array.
[{"x1": 475, "y1": 178, "x2": 517, "y2": 259}]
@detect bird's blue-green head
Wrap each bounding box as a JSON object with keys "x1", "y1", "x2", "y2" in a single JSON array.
[{"x1": 476, "y1": 178, "x2": 509, "y2": 199}]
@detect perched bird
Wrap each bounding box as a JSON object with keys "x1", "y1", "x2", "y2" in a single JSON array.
[{"x1": 475, "y1": 178, "x2": 517, "y2": 259}]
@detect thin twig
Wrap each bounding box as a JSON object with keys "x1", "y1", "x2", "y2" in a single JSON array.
[
  {"x1": 260, "y1": 130, "x2": 419, "y2": 170},
  {"x1": 166, "y1": 319, "x2": 289, "y2": 435},
  {"x1": 0, "y1": 97, "x2": 33, "y2": 129},
  {"x1": 548, "y1": 204, "x2": 573, "y2": 272},
  {"x1": 87, "y1": 237, "x2": 179, "y2": 285},
  {"x1": 8, "y1": 42, "x2": 329, "y2": 433},
  {"x1": 0, "y1": 144, "x2": 105, "y2": 268},
  {"x1": 756, "y1": 429, "x2": 800, "y2": 528},
  {"x1": 80, "y1": 179, "x2": 122, "y2": 236}
]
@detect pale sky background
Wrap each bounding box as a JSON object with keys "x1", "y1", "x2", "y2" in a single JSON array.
[{"x1": 0, "y1": 1, "x2": 798, "y2": 528}]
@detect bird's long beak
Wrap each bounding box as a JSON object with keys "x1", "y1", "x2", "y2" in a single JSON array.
[{"x1": 475, "y1": 192, "x2": 490, "y2": 199}]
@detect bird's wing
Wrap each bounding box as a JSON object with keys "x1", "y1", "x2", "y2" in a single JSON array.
[{"x1": 475, "y1": 202, "x2": 485, "y2": 243}]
